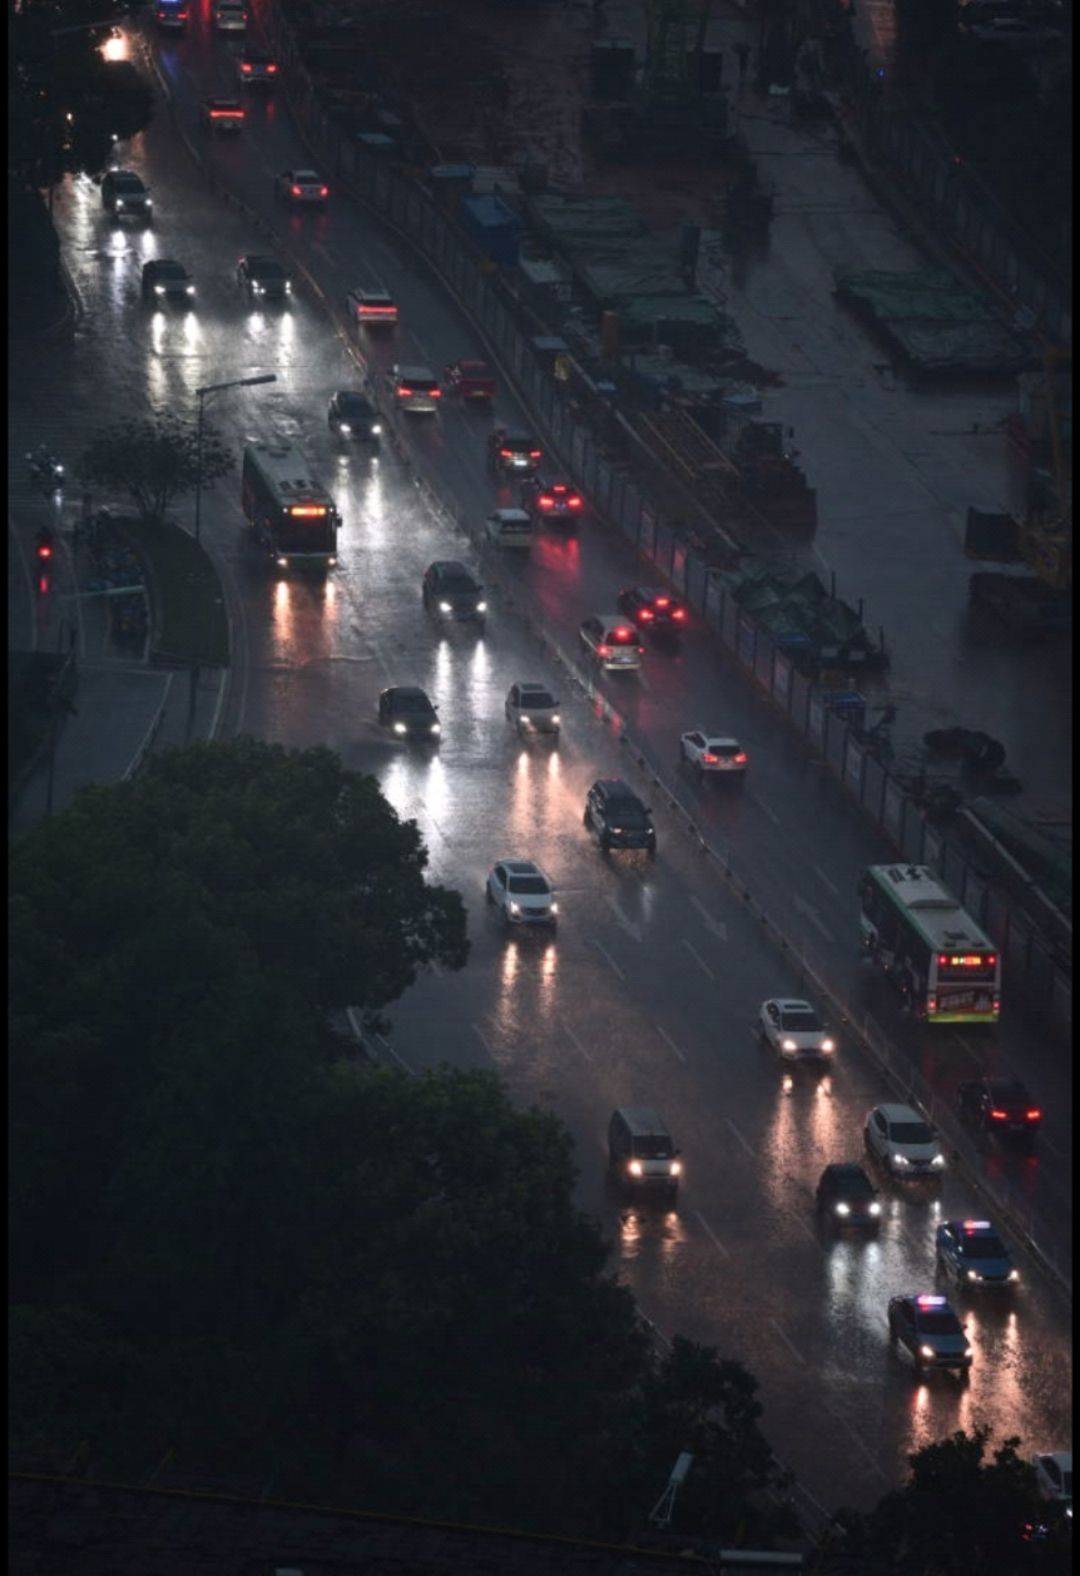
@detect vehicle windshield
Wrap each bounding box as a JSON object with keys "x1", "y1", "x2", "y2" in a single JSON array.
[
  {"x1": 838, "y1": 1174, "x2": 874, "y2": 1198},
  {"x1": 442, "y1": 574, "x2": 478, "y2": 594},
  {"x1": 505, "y1": 434, "x2": 534, "y2": 449},
  {"x1": 115, "y1": 175, "x2": 144, "y2": 192},
  {"x1": 395, "y1": 694, "x2": 432, "y2": 713},
  {"x1": 634, "y1": 1137, "x2": 673, "y2": 1160},
  {"x1": 962, "y1": 1235, "x2": 1007, "y2": 1259},
  {"x1": 406, "y1": 378, "x2": 438, "y2": 391},
  {"x1": 610, "y1": 803, "x2": 647, "y2": 827},
  {"x1": 155, "y1": 262, "x2": 186, "y2": 279},
  {"x1": 521, "y1": 690, "x2": 555, "y2": 708},
  {"x1": 508, "y1": 876, "x2": 550, "y2": 895},
  {"x1": 781, "y1": 1008, "x2": 821, "y2": 1031},
  {"x1": 917, "y1": 1311, "x2": 963, "y2": 1335},
  {"x1": 988, "y1": 1083, "x2": 1027, "y2": 1105},
  {"x1": 337, "y1": 394, "x2": 371, "y2": 415},
  {"x1": 890, "y1": 1121, "x2": 935, "y2": 1144},
  {"x1": 252, "y1": 259, "x2": 285, "y2": 278}
]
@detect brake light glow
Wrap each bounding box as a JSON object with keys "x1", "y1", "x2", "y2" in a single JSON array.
[
  {"x1": 538, "y1": 496, "x2": 554, "y2": 509},
  {"x1": 938, "y1": 953, "x2": 993, "y2": 968},
  {"x1": 268, "y1": 63, "x2": 278, "y2": 72},
  {"x1": 672, "y1": 606, "x2": 686, "y2": 620},
  {"x1": 733, "y1": 752, "x2": 748, "y2": 764},
  {"x1": 320, "y1": 186, "x2": 329, "y2": 197},
  {"x1": 702, "y1": 752, "x2": 717, "y2": 764},
  {"x1": 398, "y1": 387, "x2": 413, "y2": 396},
  {"x1": 1025, "y1": 1109, "x2": 1041, "y2": 1121},
  {"x1": 655, "y1": 597, "x2": 670, "y2": 607},
  {"x1": 568, "y1": 495, "x2": 582, "y2": 507},
  {"x1": 989, "y1": 1109, "x2": 1008, "y2": 1120},
  {"x1": 598, "y1": 645, "x2": 610, "y2": 657},
  {"x1": 289, "y1": 505, "x2": 328, "y2": 517},
  {"x1": 430, "y1": 388, "x2": 441, "y2": 397},
  {"x1": 529, "y1": 449, "x2": 541, "y2": 459},
  {"x1": 211, "y1": 109, "x2": 244, "y2": 118},
  {"x1": 927, "y1": 996, "x2": 937, "y2": 1013},
  {"x1": 963, "y1": 1221, "x2": 990, "y2": 1233},
  {"x1": 36, "y1": 542, "x2": 53, "y2": 561},
  {"x1": 360, "y1": 304, "x2": 396, "y2": 315},
  {"x1": 500, "y1": 448, "x2": 513, "y2": 458},
  {"x1": 916, "y1": 1295, "x2": 946, "y2": 1307},
  {"x1": 241, "y1": 62, "x2": 252, "y2": 71},
  {"x1": 639, "y1": 608, "x2": 654, "y2": 619},
  {"x1": 291, "y1": 185, "x2": 302, "y2": 195}
]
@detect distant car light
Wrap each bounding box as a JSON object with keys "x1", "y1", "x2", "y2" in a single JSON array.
[
  {"x1": 892, "y1": 1153, "x2": 910, "y2": 1166},
  {"x1": 1008, "y1": 1268, "x2": 1020, "y2": 1282},
  {"x1": 931, "y1": 1154, "x2": 946, "y2": 1168},
  {"x1": 438, "y1": 600, "x2": 452, "y2": 613},
  {"x1": 868, "y1": 1201, "x2": 882, "y2": 1216},
  {"x1": 669, "y1": 1160, "x2": 682, "y2": 1176},
  {"x1": 370, "y1": 423, "x2": 382, "y2": 434},
  {"x1": 628, "y1": 1160, "x2": 643, "y2": 1177},
  {"x1": 919, "y1": 1345, "x2": 936, "y2": 1359},
  {"x1": 476, "y1": 600, "x2": 487, "y2": 613},
  {"x1": 781, "y1": 1038, "x2": 797, "y2": 1052},
  {"x1": 509, "y1": 902, "x2": 521, "y2": 915},
  {"x1": 835, "y1": 1202, "x2": 850, "y2": 1216},
  {"x1": 430, "y1": 723, "x2": 440, "y2": 734},
  {"x1": 154, "y1": 284, "x2": 165, "y2": 293},
  {"x1": 549, "y1": 902, "x2": 558, "y2": 915},
  {"x1": 338, "y1": 422, "x2": 352, "y2": 435},
  {"x1": 275, "y1": 556, "x2": 288, "y2": 567},
  {"x1": 393, "y1": 722, "x2": 407, "y2": 735},
  {"x1": 821, "y1": 1037, "x2": 835, "y2": 1052}
]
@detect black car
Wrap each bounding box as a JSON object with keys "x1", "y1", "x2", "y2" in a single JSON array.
[
  {"x1": 236, "y1": 48, "x2": 279, "y2": 86},
  {"x1": 957, "y1": 1077, "x2": 1042, "y2": 1145},
  {"x1": 328, "y1": 391, "x2": 381, "y2": 444},
  {"x1": 236, "y1": 254, "x2": 291, "y2": 300},
  {"x1": 377, "y1": 686, "x2": 441, "y2": 741},
  {"x1": 141, "y1": 259, "x2": 194, "y2": 303},
  {"x1": 519, "y1": 476, "x2": 583, "y2": 527},
  {"x1": 422, "y1": 561, "x2": 487, "y2": 624},
  {"x1": 101, "y1": 169, "x2": 152, "y2": 218},
  {"x1": 816, "y1": 1163, "x2": 881, "y2": 1232},
  {"x1": 617, "y1": 585, "x2": 688, "y2": 634},
  {"x1": 887, "y1": 1293, "x2": 972, "y2": 1377},
  {"x1": 488, "y1": 427, "x2": 542, "y2": 476},
  {"x1": 584, "y1": 779, "x2": 656, "y2": 854}
]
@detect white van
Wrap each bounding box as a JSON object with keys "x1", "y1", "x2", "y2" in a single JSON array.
[{"x1": 485, "y1": 508, "x2": 533, "y2": 549}]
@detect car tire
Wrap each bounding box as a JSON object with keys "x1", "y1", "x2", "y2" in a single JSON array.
[
  {"x1": 583, "y1": 809, "x2": 591, "y2": 828},
  {"x1": 599, "y1": 835, "x2": 612, "y2": 854}
]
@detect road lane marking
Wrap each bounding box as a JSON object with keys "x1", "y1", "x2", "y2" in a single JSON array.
[
  {"x1": 813, "y1": 864, "x2": 841, "y2": 899},
  {"x1": 346, "y1": 1006, "x2": 414, "y2": 1073},
  {"x1": 606, "y1": 893, "x2": 643, "y2": 943},
  {"x1": 472, "y1": 1021, "x2": 494, "y2": 1058},
  {"x1": 561, "y1": 1018, "x2": 594, "y2": 1063},
  {"x1": 823, "y1": 1400, "x2": 888, "y2": 1482},
  {"x1": 690, "y1": 894, "x2": 727, "y2": 944},
  {"x1": 654, "y1": 1023, "x2": 686, "y2": 1063},
  {"x1": 724, "y1": 1115, "x2": 755, "y2": 1158},
  {"x1": 749, "y1": 791, "x2": 781, "y2": 827},
  {"x1": 681, "y1": 937, "x2": 716, "y2": 980},
  {"x1": 694, "y1": 1210, "x2": 729, "y2": 1258},
  {"x1": 590, "y1": 938, "x2": 626, "y2": 980},
  {"x1": 793, "y1": 893, "x2": 836, "y2": 943},
  {"x1": 770, "y1": 1318, "x2": 805, "y2": 1364}
]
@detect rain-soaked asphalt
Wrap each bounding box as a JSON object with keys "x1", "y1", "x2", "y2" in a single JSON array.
[{"x1": 14, "y1": 9, "x2": 1070, "y2": 1519}]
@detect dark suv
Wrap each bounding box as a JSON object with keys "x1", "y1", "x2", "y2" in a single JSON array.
[
  {"x1": 608, "y1": 1108, "x2": 681, "y2": 1201},
  {"x1": 101, "y1": 170, "x2": 152, "y2": 218},
  {"x1": 957, "y1": 1078, "x2": 1041, "y2": 1146},
  {"x1": 816, "y1": 1163, "x2": 881, "y2": 1232},
  {"x1": 141, "y1": 259, "x2": 194, "y2": 303},
  {"x1": 236, "y1": 254, "x2": 291, "y2": 300},
  {"x1": 584, "y1": 779, "x2": 656, "y2": 854},
  {"x1": 422, "y1": 561, "x2": 486, "y2": 624}
]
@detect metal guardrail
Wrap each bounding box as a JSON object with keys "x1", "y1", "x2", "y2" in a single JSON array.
[{"x1": 258, "y1": 3, "x2": 1071, "y2": 1044}]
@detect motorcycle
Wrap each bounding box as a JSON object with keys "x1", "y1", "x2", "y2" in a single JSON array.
[{"x1": 26, "y1": 446, "x2": 65, "y2": 490}]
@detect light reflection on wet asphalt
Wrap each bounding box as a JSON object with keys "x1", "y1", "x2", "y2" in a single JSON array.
[{"x1": 13, "y1": 15, "x2": 1069, "y2": 1515}]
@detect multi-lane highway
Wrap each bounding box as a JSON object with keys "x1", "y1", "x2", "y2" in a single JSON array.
[{"x1": 22, "y1": 4, "x2": 1071, "y2": 1520}]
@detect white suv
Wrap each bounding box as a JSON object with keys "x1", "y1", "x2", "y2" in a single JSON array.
[
  {"x1": 865, "y1": 1102, "x2": 945, "y2": 1179},
  {"x1": 486, "y1": 860, "x2": 557, "y2": 926}
]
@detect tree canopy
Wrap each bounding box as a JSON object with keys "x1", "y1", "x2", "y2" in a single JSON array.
[
  {"x1": 828, "y1": 1427, "x2": 1071, "y2": 1573},
  {"x1": 79, "y1": 411, "x2": 235, "y2": 523},
  {"x1": 10, "y1": 740, "x2": 796, "y2": 1544}
]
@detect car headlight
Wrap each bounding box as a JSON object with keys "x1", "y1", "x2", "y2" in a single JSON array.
[
  {"x1": 327, "y1": 557, "x2": 337, "y2": 567},
  {"x1": 509, "y1": 902, "x2": 520, "y2": 915},
  {"x1": 835, "y1": 1202, "x2": 850, "y2": 1216},
  {"x1": 551, "y1": 714, "x2": 560, "y2": 725},
  {"x1": 339, "y1": 422, "x2": 352, "y2": 434},
  {"x1": 275, "y1": 556, "x2": 288, "y2": 567},
  {"x1": 284, "y1": 281, "x2": 292, "y2": 291},
  {"x1": 628, "y1": 1160, "x2": 643, "y2": 1177},
  {"x1": 669, "y1": 1160, "x2": 681, "y2": 1176},
  {"x1": 967, "y1": 1269, "x2": 981, "y2": 1281},
  {"x1": 370, "y1": 423, "x2": 382, "y2": 434},
  {"x1": 439, "y1": 601, "x2": 452, "y2": 613},
  {"x1": 781, "y1": 1038, "x2": 797, "y2": 1052},
  {"x1": 393, "y1": 722, "x2": 407, "y2": 735},
  {"x1": 549, "y1": 901, "x2": 558, "y2": 915},
  {"x1": 919, "y1": 1345, "x2": 935, "y2": 1359},
  {"x1": 253, "y1": 283, "x2": 264, "y2": 293},
  {"x1": 145, "y1": 198, "x2": 153, "y2": 207},
  {"x1": 892, "y1": 1153, "x2": 910, "y2": 1166},
  {"x1": 821, "y1": 1038, "x2": 835, "y2": 1052},
  {"x1": 868, "y1": 1201, "x2": 881, "y2": 1216},
  {"x1": 476, "y1": 601, "x2": 487, "y2": 613},
  {"x1": 931, "y1": 1154, "x2": 945, "y2": 1168},
  {"x1": 430, "y1": 723, "x2": 440, "y2": 734},
  {"x1": 154, "y1": 284, "x2": 165, "y2": 293},
  {"x1": 963, "y1": 1346, "x2": 973, "y2": 1357},
  {"x1": 186, "y1": 284, "x2": 195, "y2": 294},
  {"x1": 1008, "y1": 1268, "x2": 1020, "y2": 1282}
]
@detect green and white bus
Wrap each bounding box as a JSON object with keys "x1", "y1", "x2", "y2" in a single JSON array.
[{"x1": 859, "y1": 864, "x2": 1001, "y2": 1025}]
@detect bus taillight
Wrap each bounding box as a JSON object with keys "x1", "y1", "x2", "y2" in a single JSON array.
[{"x1": 289, "y1": 505, "x2": 327, "y2": 517}]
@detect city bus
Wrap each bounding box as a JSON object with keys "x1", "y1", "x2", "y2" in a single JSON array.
[
  {"x1": 241, "y1": 442, "x2": 339, "y2": 570},
  {"x1": 858, "y1": 864, "x2": 1001, "y2": 1025}
]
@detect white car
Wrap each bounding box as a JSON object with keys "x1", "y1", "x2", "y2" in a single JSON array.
[
  {"x1": 865, "y1": 1102, "x2": 946, "y2": 1179},
  {"x1": 276, "y1": 169, "x2": 328, "y2": 204},
  {"x1": 680, "y1": 730, "x2": 747, "y2": 776},
  {"x1": 579, "y1": 613, "x2": 643, "y2": 672},
  {"x1": 1031, "y1": 1452, "x2": 1072, "y2": 1516},
  {"x1": 505, "y1": 682, "x2": 560, "y2": 736},
  {"x1": 347, "y1": 287, "x2": 398, "y2": 326},
  {"x1": 759, "y1": 998, "x2": 835, "y2": 1060},
  {"x1": 486, "y1": 859, "x2": 557, "y2": 926},
  {"x1": 485, "y1": 508, "x2": 533, "y2": 549},
  {"x1": 213, "y1": 0, "x2": 247, "y2": 30}
]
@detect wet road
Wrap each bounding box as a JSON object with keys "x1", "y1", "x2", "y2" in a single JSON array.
[{"x1": 24, "y1": 10, "x2": 1072, "y2": 1519}]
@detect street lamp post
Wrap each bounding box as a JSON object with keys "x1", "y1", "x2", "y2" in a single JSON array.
[{"x1": 193, "y1": 373, "x2": 276, "y2": 546}]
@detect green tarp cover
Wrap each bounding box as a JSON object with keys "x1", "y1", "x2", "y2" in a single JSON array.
[
  {"x1": 834, "y1": 268, "x2": 1032, "y2": 374},
  {"x1": 526, "y1": 194, "x2": 646, "y2": 252}
]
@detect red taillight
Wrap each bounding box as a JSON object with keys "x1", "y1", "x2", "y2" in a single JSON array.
[
  {"x1": 655, "y1": 596, "x2": 670, "y2": 607},
  {"x1": 1025, "y1": 1109, "x2": 1041, "y2": 1122},
  {"x1": 36, "y1": 542, "x2": 53, "y2": 561},
  {"x1": 702, "y1": 753, "x2": 717, "y2": 764},
  {"x1": 639, "y1": 608, "x2": 654, "y2": 620},
  {"x1": 397, "y1": 387, "x2": 413, "y2": 396},
  {"x1": 538, "y1": 497, "x2": 554, "y2": 509},
  {"x1": 598, "y1": 645, "x2": 611, "y2": 657},
  {"x1": 267, "y1": 63, "x2": 278, "y2": 72},
  {"x1": 500, "y1": 448, "x2": 513, "y2": 458},
  {"x1": 211, "y1": 110, "x2": 244, "y2": 118},
  {"x1": 241, "y1": 62, "x2": 252, "y2": 71},
  {"x1": 320, "y1": 186, "x2": 328, "y2": 197},
  {"x1": 430, "y1": 388, "x2": 441, "y2": 397},
  {"x1": 927, "y1": 996, "x2": 937, "y2": 1013},
  {"x1": 733, "y1": 752, "x2": 747, "y2": 764},
  {"x1": 672, "y1": 606, "x2": 686, "y2": 620},
  {"x1": 291, "y1": 185, "x2": 302, "y2": 195},
  {"x1": 989, "y1": 1109, "x2": 1008, "y2": 1121},
  {"x1": 568, "y1": 495, "x2": 582, "y2": 507},
  {"x1": 529, "y1": 449, "x2": 541, "y2": 460},
  {"x1": 614, "y1": 628, "x2": 633, "y2": 641},
  {"x1": 992, "y1": 996, "x2": 1000, "y2": 1013},
  {"x1": 289, "y1": 505, "x2": 327, "y2": 517}
]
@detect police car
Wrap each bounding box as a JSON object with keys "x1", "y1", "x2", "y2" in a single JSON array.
[
  {"x1": 935, "y1": 1219, "x2": 1019, "y2": 1289},
  {"x1": 887, "y1": 1293, "x2": 972, "y2": 1376}
]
